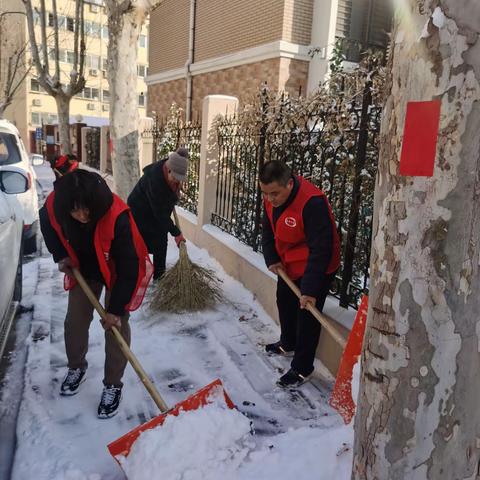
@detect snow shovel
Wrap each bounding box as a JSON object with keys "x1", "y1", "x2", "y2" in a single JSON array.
[
  {"x1": 277, "y1": 268, "x2": 368, "y2": 424},
  {"x1": 71, "y1": 268, "x2": 234, "y2": 462},
  {"x1": 329, "y1": 294, "x2": 368, "y2": 424}
]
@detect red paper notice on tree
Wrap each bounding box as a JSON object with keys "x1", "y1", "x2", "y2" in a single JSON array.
[{"x1": 399, "y1": 100, "x2": 441, "y2": 177}]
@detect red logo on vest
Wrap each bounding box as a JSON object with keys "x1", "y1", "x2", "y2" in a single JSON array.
[{"x1": 285, "y1": 217, "x2": 296, "y2": 227}]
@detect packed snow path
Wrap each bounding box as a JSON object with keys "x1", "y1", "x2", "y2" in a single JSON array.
[{"x1": 2, "y1": 166, "x2": 350, "y2": 479}]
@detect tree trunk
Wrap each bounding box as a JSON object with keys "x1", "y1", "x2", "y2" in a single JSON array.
[
  {"x1": 353, "y1": 2, "x2": 480, "y2": 479},
  {"x1": 107, "y1": 8, "x2": 143, "y2": 200},
  {"x1": 55, "y1": 95, "x2": 72, "y2": 155}
]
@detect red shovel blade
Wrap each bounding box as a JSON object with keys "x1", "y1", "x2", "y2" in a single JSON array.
[
  {"x1": 108, "y1": 378, "x2": 234, "y2": 460},
  {"x1": 329, "y1": 295, "x2": 368, "y2": 424}
]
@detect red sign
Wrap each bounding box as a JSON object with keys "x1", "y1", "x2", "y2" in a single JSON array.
[{"x1": 399, "y1": 100, "x2": 441, "y2": 177}]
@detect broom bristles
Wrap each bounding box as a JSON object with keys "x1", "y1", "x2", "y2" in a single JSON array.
[{"x1": 149, "y1": 243, "x2": 224, "y2": 312}]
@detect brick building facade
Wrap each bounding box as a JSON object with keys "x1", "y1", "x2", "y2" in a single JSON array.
[{"x1": 147, "y1": 0, "x2": 392, "y2": 120}]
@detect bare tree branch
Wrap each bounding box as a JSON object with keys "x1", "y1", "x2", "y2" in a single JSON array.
[
  {"x1": 52, "y1": 0, "x2": 60, "y2": 86},
  {"x1": 72, "y1": 0, "x2": 80, "y2": 78},
  {"x1": 39, "y1": 0, "x2": 49, "y2": 73},
  {"x1": 0, "y1": 14, "x2": 32, "y2": 116},
  {"x1": 22, "y1": 0, "x2": 53, "y2": 94},
  {"x1": 22, "y1": 0, "x2": 87, "y2": 153}
]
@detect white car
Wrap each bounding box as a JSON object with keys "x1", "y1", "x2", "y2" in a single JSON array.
[
  {"x1": 29, "y1": 154, "x2": 44, "y2": 177},
  {"x1": 0, "y1": 167, "x2": 29, "y2": 358},
  {"x1": 0, "y1": 119, "x2": 39, "y2": 254}
]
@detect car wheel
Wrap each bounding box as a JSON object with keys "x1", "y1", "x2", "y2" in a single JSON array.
[
  {"x1": 23, "y1": 233, "x2": 37, "y2": 255},
  {"x1": 13, "y1": 249, "x2": 22, "y2": 302}
]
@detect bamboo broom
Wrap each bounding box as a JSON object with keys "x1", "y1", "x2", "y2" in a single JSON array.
[{"x1": 149, "y1": 208, "x2": 223, "y2": 312}]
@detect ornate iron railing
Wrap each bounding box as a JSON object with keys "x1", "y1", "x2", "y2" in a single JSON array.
[
  {"x1": 142, "y1": 117, "x2": 201, "y2": 215},
  {"x1": 212, "y1": 87, "x2": 380, "y2": 308}
]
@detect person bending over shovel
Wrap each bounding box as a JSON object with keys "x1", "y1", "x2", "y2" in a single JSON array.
[
  {"x1": 127, "y1": 147, "x2": 188, "y2": 280},
  {"x1": 260, "y1": 161, "x2": 340, "y2": 388},
  {"x1": 39, "y1": 170, "x2": 152, "y2": 418}
]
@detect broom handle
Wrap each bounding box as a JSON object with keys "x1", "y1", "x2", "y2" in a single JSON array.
[
  {"x1": 72, "y1": 268, "x2": 170, "y2": 413},
  {"x1": 277, "y1": 268, "x2": 346, "y2": 349},
  {"x1": 173, "y1": 207, "x2": 180, "y2": 230}
]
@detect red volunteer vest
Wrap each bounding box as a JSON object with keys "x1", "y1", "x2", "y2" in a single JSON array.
[
  {"x1": 45, "y1": 192, "x2": 153, "y2": 311},
  {"x1": 265, "y1": 176, "x2": 341, "y2": 280}
]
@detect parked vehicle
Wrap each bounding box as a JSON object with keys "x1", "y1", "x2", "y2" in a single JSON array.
[
  {"x1": 0, "y1": 120, "x2": 39, "y2": 254},
  {"x1": 0, "y1": 167, "x2": 29, "y2": 359},
  {"x1": 29, "y1": 154, "x2": 44, "y2": 175}
]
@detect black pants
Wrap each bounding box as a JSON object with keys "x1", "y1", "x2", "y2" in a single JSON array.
[
  {"x1": 152, "y1": 232, "x2": 168, "y2": 280},
  {"x1": 276, "y1": 272, "x2": 335, "y2": 376}
]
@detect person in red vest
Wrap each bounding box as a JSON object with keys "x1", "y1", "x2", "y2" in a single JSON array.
[
  {"x1": 260, "y1": 161, "x2": 340, "y2": 388},
  {"x1": 49, "y1": 153, "x2": 79, "y2": 179},
  {"x1": 39, "y1": 169, "x2": 153, "y2": 418}
]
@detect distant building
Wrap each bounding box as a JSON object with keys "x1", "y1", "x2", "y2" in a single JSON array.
[
  {"x1": 1, "y1": 0, "x2": 149, "y2": 154},
  {"x1": 147, "y1": 0, "x2": 393, "y2": 120}
]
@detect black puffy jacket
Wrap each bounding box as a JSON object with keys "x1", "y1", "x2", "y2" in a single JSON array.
[{"x1": 127, "y1": 159, "x2": 181, "y2": 251}]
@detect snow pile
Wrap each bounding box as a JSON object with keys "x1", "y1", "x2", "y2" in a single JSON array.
[
  {"x1": 119, "y1": 399, "x2": 253, "y2": 480},
  {"x1": 236, "y1": 424, "x2": 353, "y2": 480},
  {"x1": 119, "y1": 388, "x2": 355, "y2": 480}
]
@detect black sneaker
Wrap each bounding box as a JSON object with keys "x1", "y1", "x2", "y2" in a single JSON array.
[
  {"x1": 60, "y1": 368, "x2": 86, "y2": 396},
  {"x1": 277, "y1": 368, "x2": 312, "y2": 388},
  {"x1": 98, "y1": 384, "x2": 122, "y2": 419},
  {"x1": 265, "y1": 341, "x2": 294, "y2": 357}
]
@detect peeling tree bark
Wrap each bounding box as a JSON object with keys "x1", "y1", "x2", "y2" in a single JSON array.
[
  {"x1": 353, "y1": 1, "x2": 480, "y2": 479},
  {"x1": 105, "y1": 0, "x2": 158, "y2": 200}
]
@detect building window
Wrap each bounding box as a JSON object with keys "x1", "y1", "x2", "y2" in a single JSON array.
[
  {"x1": 83, "y1": 87, "x2": 100, "y2": 100},
  {"x1": 31, "y1": 79, "x2": 41, "y2": 92},
  {"x1": 102, "y1": 90, "x2": 110, "y2": 102},
  {"x1": 31, "y1": 112, "x2": 58, "y2": 125},
  {"x1": 48, "y1": 13, "x2": 67, "y2": 29},
  {"x1": 137, "y1": 65, "x2": 146, "y2": 78},
  {"x1": 138, "y1": 94, "x2": 146, "y2": 107},
  {"x1": 66, "y1": 17, "x2": 75, "y2": 32},
  {"x1": 87, "y1": 55, "x2": 100, "y2": 70},
  {"x1": 66, "y1": 51, "x2": 75, "y2": 64},
  {"x1": 33, "y1": 10, "x2": 42, "y2": 25},
  {"x1": 139, "y1": 35, "x2": 147, "y2": 48},
  {"x1": 102, "y1": 26, "x2": 108, "y2": 39},
  {"x1": 46, "y1": 113, "x2": 58, "y2": 124},
  {"x1": 85, "y1": 21, "x2": 101, "y2": 38}
]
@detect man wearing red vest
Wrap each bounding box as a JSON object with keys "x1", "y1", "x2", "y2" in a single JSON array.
[
  {"x1": 39, "y1": 170, "x2": 153, "y2": 418},
  {"x1": 260, "y1": 161, "x2": 340, "y2": 388}
]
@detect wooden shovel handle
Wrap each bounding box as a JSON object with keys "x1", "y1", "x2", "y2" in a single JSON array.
[
  {"x1": 172, "y1": 207, "x2": 180, "y2": 230},
  {"x1": 72, "y1": 268, "x2": 169, "y2": 412},
  {"x1": 277, "y1": 268, "x2": 347, "y2": 349}
]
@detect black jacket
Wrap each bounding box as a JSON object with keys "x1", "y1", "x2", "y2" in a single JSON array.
[
  {"x1": 261, "y1": 176, "x2": 335, "y2": 297},
  {"x1": 39, "y1": 206, "x2": 139, "y2": 317},
  {"x1": 127, "y1": 159, "x2": 181, "y2": 251}
]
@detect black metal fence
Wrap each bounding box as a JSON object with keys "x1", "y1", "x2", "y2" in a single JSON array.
[
  {"x1": 84, "y1": 127, "x2": 101, "y2": 170},
  {"x1": 211, "y1": 86, "x2": 380, "y2": 308},
  {"x1": 142, "y1": 117, "x2": 201, "y2": 215}
]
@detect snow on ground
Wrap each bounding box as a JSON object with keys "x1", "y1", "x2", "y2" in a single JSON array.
[{"x1": 1, "y1": 165, "x2": 356, "y2": 479}]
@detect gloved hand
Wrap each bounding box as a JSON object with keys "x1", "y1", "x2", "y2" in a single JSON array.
[
  {"x1": 58, "y1": 257, "x2": 74, "y2": 276},
  {"x1": 174, "y1": 234, "x2": 186, "y2": 247}
]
